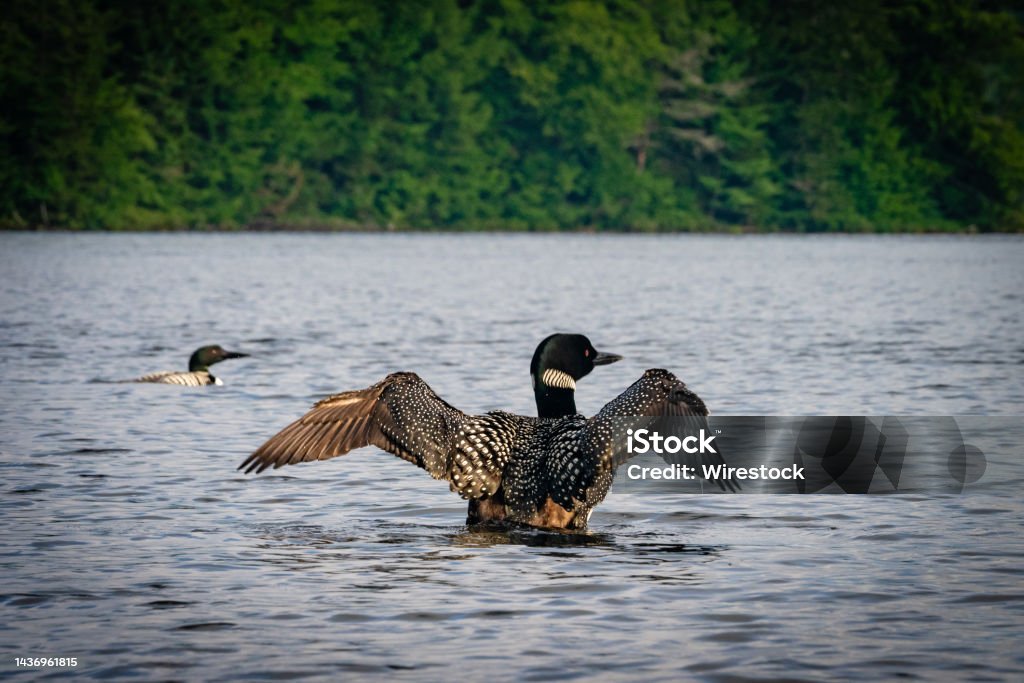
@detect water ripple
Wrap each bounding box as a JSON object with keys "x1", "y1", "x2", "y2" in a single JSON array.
[{"x1": 0, "y1": 233, "x2": 1022, "y2": 680}]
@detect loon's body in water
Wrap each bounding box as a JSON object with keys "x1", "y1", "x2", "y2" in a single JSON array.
[
  {"x1": 240, "y1": 335, "x2": 734, "y2": 530},
  {"x1": 134, "y1": 345, "x2": 248, "y2": 386},
  {"x1": 466, "y1": 333, "x2": 620, "y2": 524}
]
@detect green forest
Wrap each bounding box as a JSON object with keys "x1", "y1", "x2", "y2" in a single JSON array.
[{"x1": 2, "y1": 0, "x2": 1022, "y2": 232}]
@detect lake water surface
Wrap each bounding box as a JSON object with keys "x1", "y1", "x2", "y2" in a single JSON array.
[{"x1": 1, "y1": 233, "x2": 1022, "y2": 680}]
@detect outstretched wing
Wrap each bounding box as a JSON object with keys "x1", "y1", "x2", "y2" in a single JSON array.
[
  {"x1": 239, "y1": 372, "x2": 467, "y2": 477},
  {"x1": 581, "y1": 369, "x2": 739, "y2": 492}
]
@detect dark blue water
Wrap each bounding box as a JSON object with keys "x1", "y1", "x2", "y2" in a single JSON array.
[{"x1": 1, "y1": 233, "x2": 1022, "y2": 680}]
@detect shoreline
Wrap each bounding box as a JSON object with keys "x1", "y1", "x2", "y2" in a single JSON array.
[{"x1": 0, "y1": 224, "x2": 1015, "y2": 235}]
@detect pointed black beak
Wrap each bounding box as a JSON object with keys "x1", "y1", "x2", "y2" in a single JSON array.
[
  {"x1": 223, "y1": 350, "x2": 249, "y2": 360},
  {"x1": 593, "y1": 350, "x2": 623, "y2": 366}
]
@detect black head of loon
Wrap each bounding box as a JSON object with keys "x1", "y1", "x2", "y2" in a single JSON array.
[
  {"x1": 188, "y1": 345, "x2": 249, "y2": 373},
  {"x1": 530, "y1": 333, "x2": 622, "y2": 418}
]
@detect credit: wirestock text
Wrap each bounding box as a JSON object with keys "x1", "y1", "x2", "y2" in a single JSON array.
[
  {"x1": 626, "y1": 463, "x2": 806, "y2": 481},
  {"x1": 624, "y1": 428, "x2": 806, "y2": 482}
]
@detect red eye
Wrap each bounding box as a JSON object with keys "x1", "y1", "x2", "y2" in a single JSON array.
[{"x1": 584, "y1": 349, "x2": 590, "y2": 357}]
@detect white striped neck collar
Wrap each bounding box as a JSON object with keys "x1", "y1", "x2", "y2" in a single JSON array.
[{"x1": 540, "y1": 368, "x2": 576, "y2": 391}]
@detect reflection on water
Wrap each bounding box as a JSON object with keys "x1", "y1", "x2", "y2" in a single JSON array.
[
  {"x1": 451, "y1": 524, "x2": 620, "y2": 549},
  {"x1": 1, "y1": 233, "x2": 1022, "y2": 680}
]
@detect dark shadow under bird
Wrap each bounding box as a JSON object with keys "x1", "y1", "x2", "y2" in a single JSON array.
[
  {"x1": 240, "y1": 335, "x2": 735, "y2": 530},
  {"x1": 133, "y1": 345, "x2": 248, "y2": 386}
]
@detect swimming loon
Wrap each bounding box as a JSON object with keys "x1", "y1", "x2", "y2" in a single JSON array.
[
  {"x1": 240, "y1": 336, "x2": 735, "y2": 530},
  {"x1": 468, "y1": 333, "x2": 620, "y2": 523},
  {"x1": 134, "y1": 345, "x2": 249, "y2": 386}
]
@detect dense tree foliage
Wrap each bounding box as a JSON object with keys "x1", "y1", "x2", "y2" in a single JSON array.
[{"x1": 1, "y1": 0, "x2": 1021, "y2": 231}]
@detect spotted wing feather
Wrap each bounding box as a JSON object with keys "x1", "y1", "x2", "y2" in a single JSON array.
[
  {"x1": 447, "y1": 411, "x2": 527, "y2": 500},
  {"x1": 239, "y1": 372, "x2": 466, "y2": 477},
  {"x1": 542, "y1": 419, "x2": 598, "y2": 511},
  {"x1": 579, "y1": 369, "x2": 739, "y2": 492}
]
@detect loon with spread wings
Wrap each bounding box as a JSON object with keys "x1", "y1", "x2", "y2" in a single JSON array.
[{"x1": 240, "y1": 337, "x2": 735, "y2": 530}]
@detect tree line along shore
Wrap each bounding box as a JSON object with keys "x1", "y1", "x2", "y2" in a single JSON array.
[{"x1": 2, "y1": 1, "x2": 1021, "y2": 232}]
